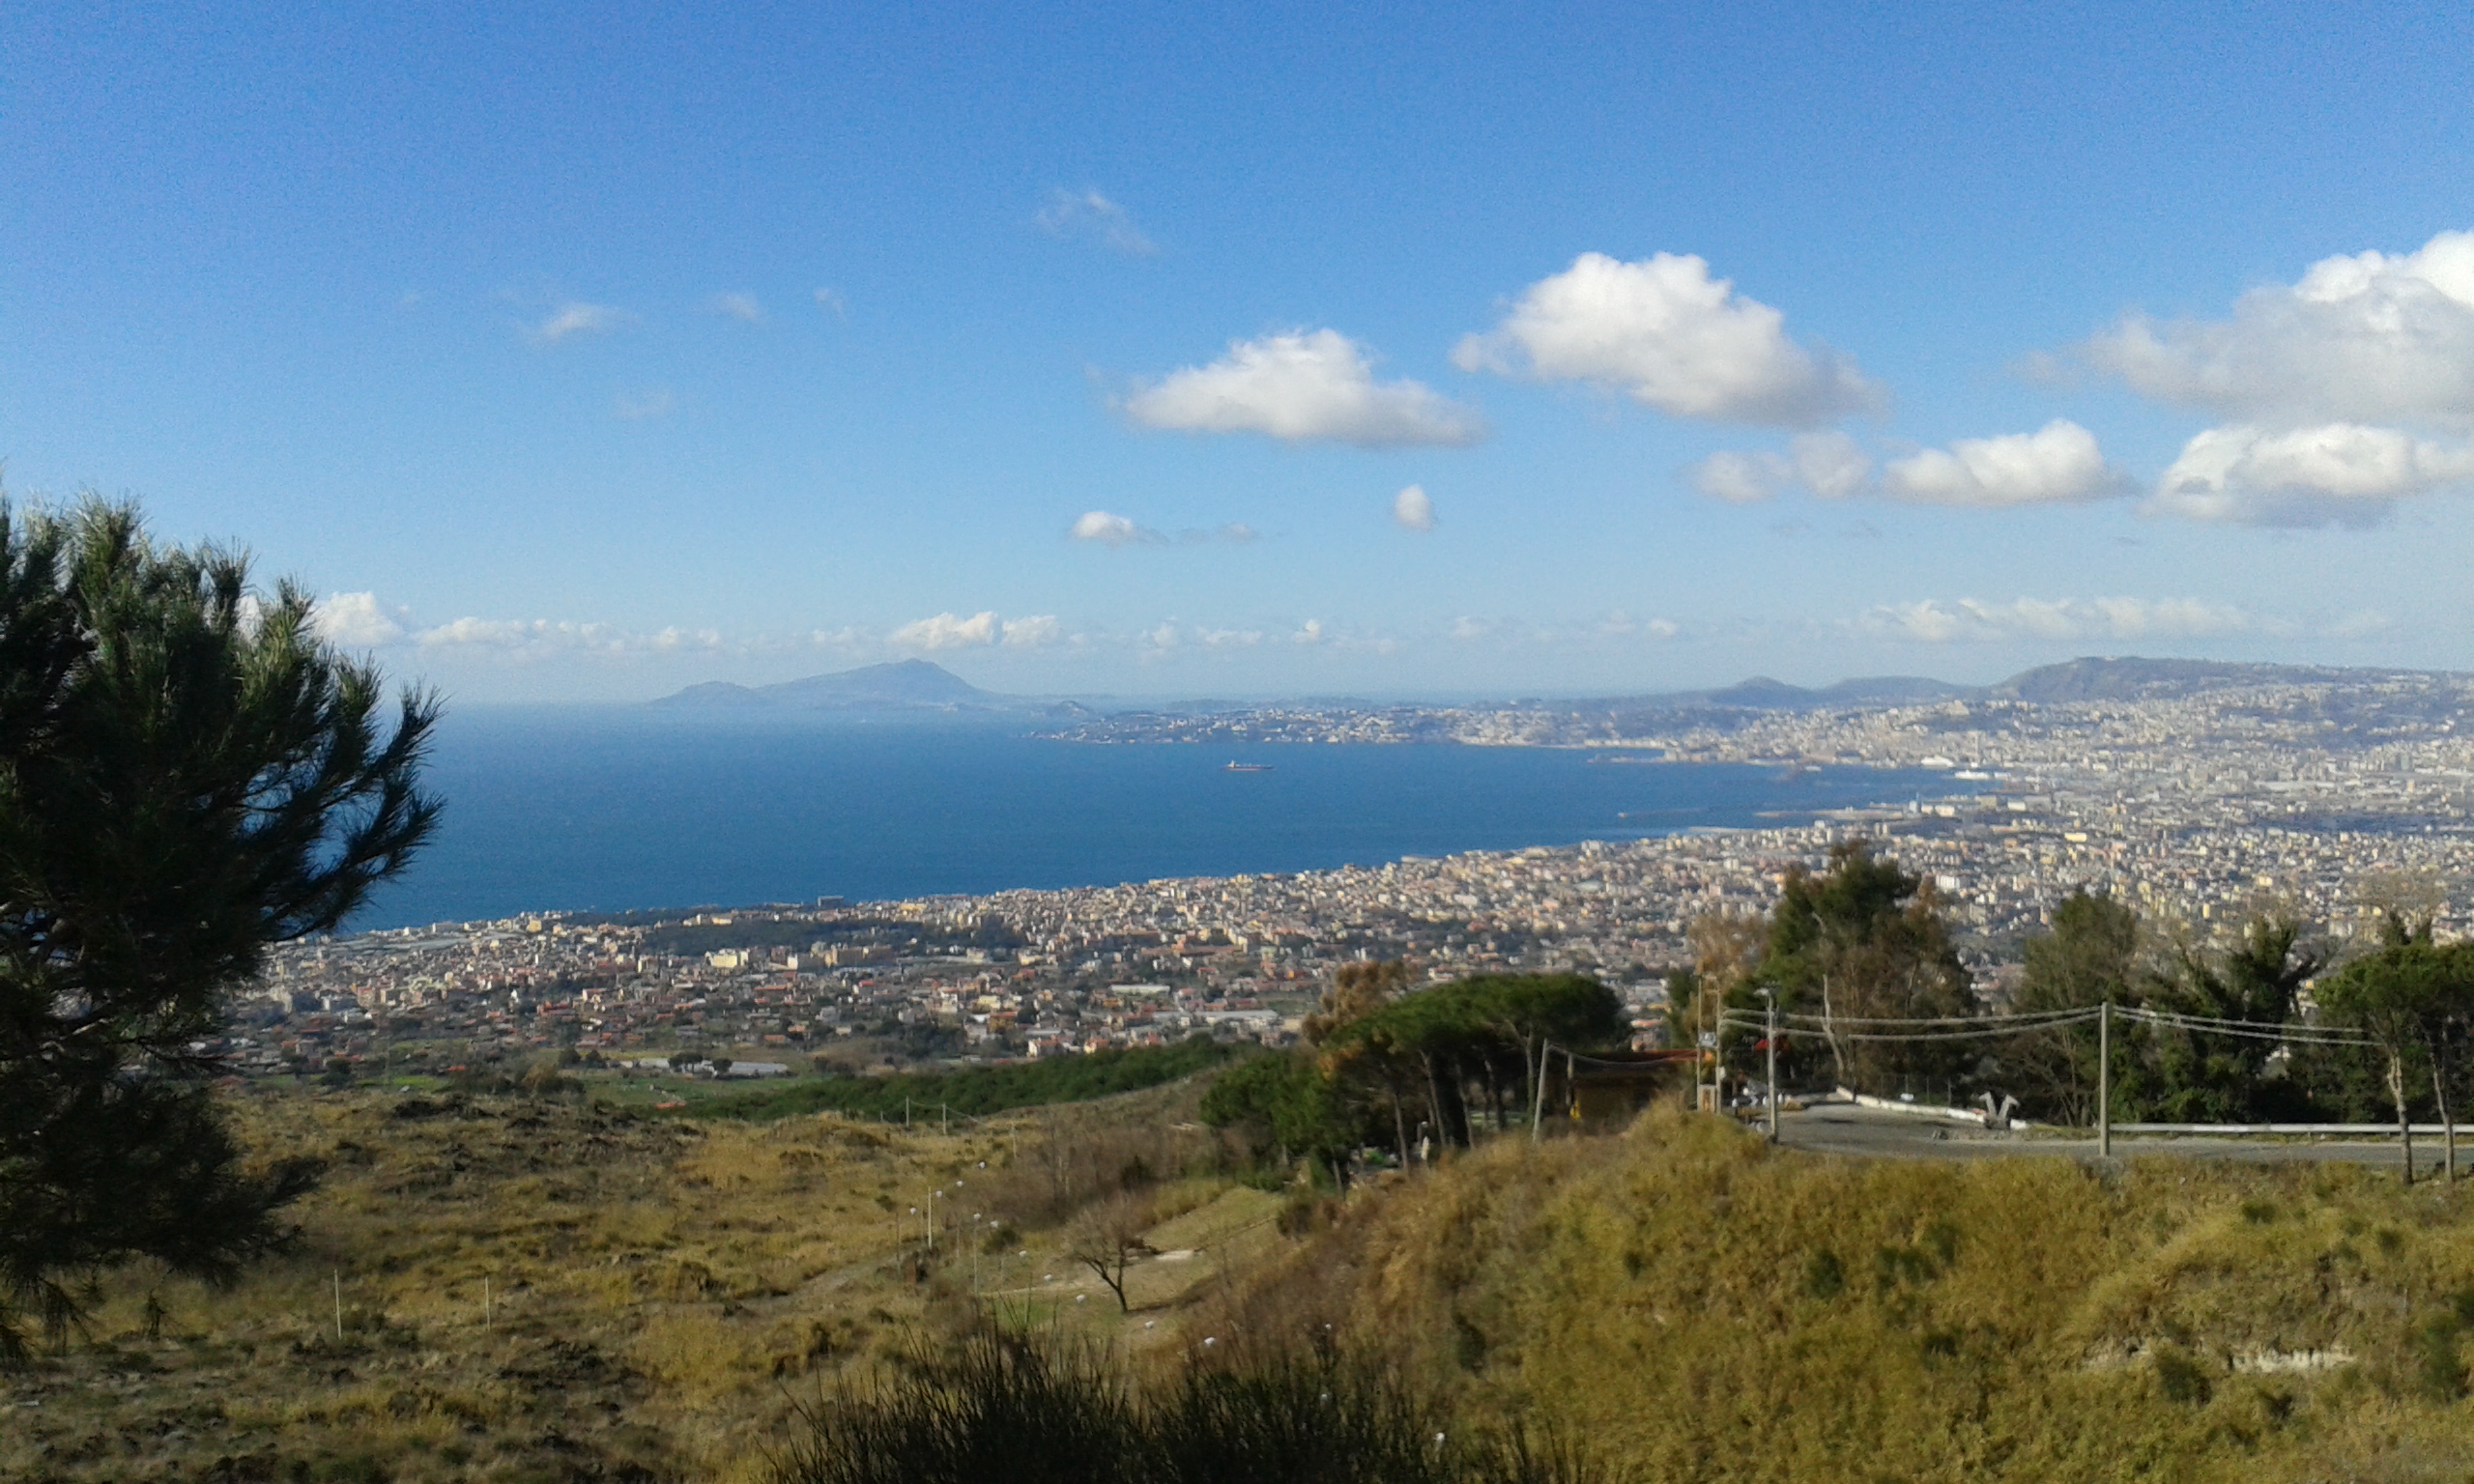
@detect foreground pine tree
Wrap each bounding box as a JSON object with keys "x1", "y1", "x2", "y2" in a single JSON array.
[{"x1": 0, "y1": 499, "x2": 438, "y2": 1359}]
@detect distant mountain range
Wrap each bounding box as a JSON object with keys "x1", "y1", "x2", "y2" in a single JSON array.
[{"x1": 650, "y1": 655, "x2": 2442, "y2": 716}]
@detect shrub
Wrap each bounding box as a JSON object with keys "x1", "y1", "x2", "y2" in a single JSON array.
[{"x1": 766, "y1": 1330, "x2": 1597, "y2": 1484}]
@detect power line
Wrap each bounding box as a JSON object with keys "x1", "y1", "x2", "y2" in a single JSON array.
[
  {"x1": 1764, "y1": 1007, "x2": 2094, "y2": 1028},
  {"x1": 1717, "y1": 1010, "x2": 2103, "y2": 1043}
]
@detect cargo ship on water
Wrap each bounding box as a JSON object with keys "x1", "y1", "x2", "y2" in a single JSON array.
[{"x1": 1223, "y1": 761, "x2": 1274, "y2": 773}]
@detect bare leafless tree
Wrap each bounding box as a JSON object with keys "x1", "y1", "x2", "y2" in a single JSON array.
[{"x1": 1065, "y1": 1192, "x2": 1156, "y2": 1313}]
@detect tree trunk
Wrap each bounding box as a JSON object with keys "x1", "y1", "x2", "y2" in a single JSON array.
[
  {"x1": 1530, "y1": 1040, "x2": 1549, "y2": 1145},
  {"x1": 1420, "y1": 1053, "x2": 1462, "y2": 1151},
  {"x1": 1518, "y1": 1033, "x2": 1538, "y2": 1129},
  {"x1": 2390, "y1": 1051, "x2": 2414, "y2": 1184},
  {"x1": 2434, "y1": 1051, "x2": 2458, "y2": 1184},
  {"x1": 1821, "y1": 973, "x2": 1849, "y2": 1092},
  {"x1": 1389, "y1": 1089, "x2": 1409, "y2": 1168}
]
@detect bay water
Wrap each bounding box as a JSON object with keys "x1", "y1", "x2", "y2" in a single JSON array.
[{"x1": 357, "y1": 707, "x2": 1951, "y2": 929}]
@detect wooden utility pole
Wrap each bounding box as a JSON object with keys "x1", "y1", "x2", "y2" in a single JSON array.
[
  {"x1": 1765, "y1": 993, "x2": 1780, "y2": 1144},
  {"x1": 2097, "y1": 1001, "x2": 2111, "y2": 1159}
]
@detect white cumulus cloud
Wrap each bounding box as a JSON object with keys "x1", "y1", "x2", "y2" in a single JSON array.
[
  {"x1": 1070, "y1": 510, "x2": 1158, "y2": 546},
  {"x1": 2148, "y1": 422, "x2": 2474, "y2": 528},
  {"x1": 2080, "y1": 230, "x2": 2474, "y2": 432},
  {"x1": 1393, "y1": 484, "x2": 1436, "y2": 530},
  {"x1": 1863, "y1": 596, "x2": 2252, "y2": 644},
  {"x1": 1001, "y1": 614, "x2": 1062, "y2": 648},
  {"x1": 1035, "y1": 188, "x2": 1157, "y2": 256},
  {"x1": 1881, "y1": 420, "x2": 2122, "y2": 507},
  {"x1": 1453, "y1": 251, "x2": 1882, "y2": 426},
  {"x1": 1123, "y1": 329, "x2": 1488, "y2": 447},
  {"x1": 310, "y1": 591, "x2": 408, "y2": 647},
  {"x1": 1684, "y1": 432, "x2": 1878, "y2": 503},
  {"x1": 414, "y1": 617, "x2": 728, "y2": 655},
  {"x1": 1687, "y1": 449, "x2": 1794, "y2": 504},
  {"x1": 709, "y1": 292, "x2": 763, "y2": 324},
  {"x1": 888, "y1": 612, "x2": 1000, "y2": 651},
  {"x1": 1789, "y1": 430, "x2": 1873, "y2": 499},
  {"x1": 531, "y1": 301, "x2": 633, "y2": 344}
]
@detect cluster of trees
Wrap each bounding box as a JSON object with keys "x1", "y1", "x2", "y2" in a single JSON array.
[
  {"x1": 1681, "y1": 841, "x2": 2474, "y2": 1173},
  {"x1": 704, "y1": 1036, "x2": 1238, "y2": 1123},
  {"x1": 0, "y1": 501, "x2": 439, "y2": 1358},
  {"x1": 1200, "y1": 966, "x2": 1625, "y2": 1184},
  {"x1": 1670, "y1": 841, "x2": 1975, "y2": 1098}
]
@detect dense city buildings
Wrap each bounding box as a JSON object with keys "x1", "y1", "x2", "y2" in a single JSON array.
[{"x1": 246, "y1": 662, "x2": 2474, "y2": 1080}]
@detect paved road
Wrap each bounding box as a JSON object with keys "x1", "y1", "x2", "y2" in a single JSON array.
[{"x1": 1770, "y1": 1103, "x2": 2445, "y2": 1169}]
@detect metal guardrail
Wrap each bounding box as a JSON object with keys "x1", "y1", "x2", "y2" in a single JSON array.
[{"x1": 2111, "y1": 1123, "x2": 2463, "y2": 1137}]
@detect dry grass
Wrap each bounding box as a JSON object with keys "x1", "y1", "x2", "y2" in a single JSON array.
[
  {"x1": 1204, "y1": 1108, "x2": 2474, "y2": 1483},
  {"x1": 0, "y1": 1085, "x2": 1053, "y2": 1482},
  {"x1": 31, "y1": 1078, "x2": 2465, "y2": 1483}
]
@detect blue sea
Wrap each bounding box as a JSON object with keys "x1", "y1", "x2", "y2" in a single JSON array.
[{"x1": 356, "y1": 708, "x2": 1959, "y2": 929}]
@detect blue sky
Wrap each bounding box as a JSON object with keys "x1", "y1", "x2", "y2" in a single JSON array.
[{"x1": 6, "y1": 0, "x2": 2472, "y2": 701}]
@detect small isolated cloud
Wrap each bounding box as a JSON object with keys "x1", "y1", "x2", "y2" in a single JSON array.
[
  {"x1": 1393, "y1": 484, "x2": 1436, "y2": 530},
  {"x1": 2079, "y1": 229, "x2": 2474, "y2": 431},
  {"x1": 1449, "y1": 615, "x2": 1493, "y2": 642},
  {"x1": 2330, "y1": 609, "x2": 2394, "y2": 640},
  {"x1": 888, "y1": 611, "x2": 999, "y2": 651},
  {"x1": 1001, "y1": 614, "x2": 1062, "y2": 648},
  {"x1": 531, "y1": 301, "x2": 633, "y2": 344},
  {"x1": 1454, "y1": 251, "x2": 1882, "y2": 426},
  {"x1": 1597, "y1": 611, "x2": 1680, "y2": 640},
  {"x1": 1686, "y1": 431, "x2": 1876, "y2": 503},
  {"x1": 1881, "y1": 420, "x2": 2123, "y2": 507},
  {"x1": 1071, "y1": 510, "x2": 1162, "y2": 546},
  {"x1": 615, "y1": 389, "x2": 676, "y2": 421},
  {"x1": 1687, "y1": 449, "x2": 1794, "y2": 504},
  {"x1": 814, "y1": 287, "x2": 848, "y2": 317},
  {"x1": 1862, "y1": 595, "x2": 2252, "y2": 644},
  {"x1": 1292, "y1": 619, "x2": 1325, "y2": 646},
  {"x1": 1072, "y1": 511, "x2": 1258, "y2": 547},
  {"x1": 1791, "y1": 430, "x2": 1872, "y2": 499},
  {"x1": 1035, "y1": 188, "x2": 1158, "y2": 256},
  {"x1": 709, "y1": 292, "x2": 763, "y2": 325},
  {"x1": 1123, "y1": 329, "x2": 1488, "y2": 447},
  {"x1": 311, "y1": 591, "x2": 408, "y2": 648},
  {"x1": 2148, "y1": 422, "x2": 2474, "y2": 528}
]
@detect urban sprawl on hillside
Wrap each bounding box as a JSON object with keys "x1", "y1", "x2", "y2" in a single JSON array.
[{"x1": 244, "y1": 664, "x2": 2474, "y2": 1081}]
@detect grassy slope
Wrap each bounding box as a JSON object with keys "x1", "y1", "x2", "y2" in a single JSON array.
[
  {"x1": 25, "y1": 1079, "x2": 2474, "y2": 1483},
  {"x1": 1244, "y1": 1110, "x2": 2474, "y2": 1482},
  {"x1": 0, "y1": 1070, "x2": 1264, "y2": 1484},
  {"x1": 0, "y1": 1088, "x2": 1035, "y2": 1482}
]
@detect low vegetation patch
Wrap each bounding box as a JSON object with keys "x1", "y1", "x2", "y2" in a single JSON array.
[
  {"x1": 769, "y1": 1328, "x2": 1597, "y2": 1484},
  {"x1": 690, "y1": 1036, "x2": 1243, "y2": 1123}
]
